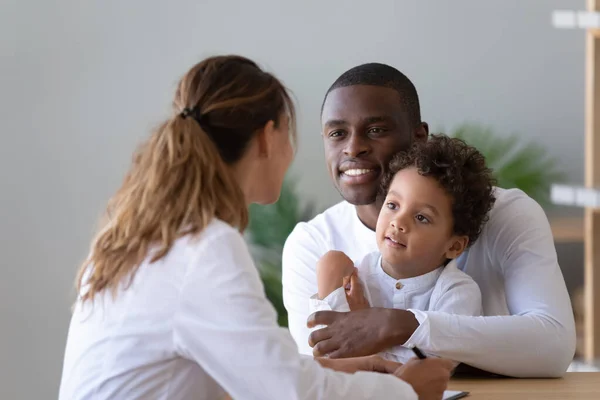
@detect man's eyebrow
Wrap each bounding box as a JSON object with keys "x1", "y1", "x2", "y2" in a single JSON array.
[
  {"x1": 323, "y1": 119, "x2": 347, "y2": 128},
  {"x1": 363, "y1": 116, "x2": 391, "y2": 124},
  {"x1": 324, "y1": 116, "x2": 394, "y2": 129}
]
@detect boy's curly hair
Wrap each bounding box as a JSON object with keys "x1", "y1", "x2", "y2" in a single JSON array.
[{"x1": 380, "y1": 134, "x2": 496, "y2": 247}]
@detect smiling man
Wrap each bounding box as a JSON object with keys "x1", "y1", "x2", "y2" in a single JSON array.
[{"x1": 281, "y1": 63, "x2": 576, "y2": 378}]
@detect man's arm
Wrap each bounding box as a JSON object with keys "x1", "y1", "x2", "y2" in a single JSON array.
[
  {"x1": 404, "y1": 194, "x2": 576, "y2": 377},
  {"x1": 308, "y1": 193, "x2": 576, "y2": 377}
]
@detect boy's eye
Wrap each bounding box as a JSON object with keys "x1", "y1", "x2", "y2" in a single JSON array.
[
  {"x1": 416, "y1": 214, "x2": 430, "y2": 223},
  {"x1": 386, "y1": 202, "x2": 397, "y2": 210}
]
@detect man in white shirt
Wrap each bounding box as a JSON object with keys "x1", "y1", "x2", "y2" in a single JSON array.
[
  {"x1": 309, "y1": 134, "x2": 496, "y2": 364},
  {"x1": 282, "y1": 62, "x2": 576, "y2": 378}
]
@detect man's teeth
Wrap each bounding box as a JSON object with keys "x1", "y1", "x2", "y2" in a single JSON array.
[{"x1": 343, "y1": 169, "x2": 373, "y2": 176}]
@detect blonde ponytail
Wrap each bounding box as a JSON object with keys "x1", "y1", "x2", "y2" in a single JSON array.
[
  {"x1": 75, "y1": 55, "x2": 295, "y2": 303},
  {"x1": 76, "y1": 115, "x2": 247, "y2": 302}
]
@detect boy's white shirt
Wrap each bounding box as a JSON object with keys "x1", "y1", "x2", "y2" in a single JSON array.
[
  {"x1": 282, "y1": 187, "x2": 577, "y2": 378},
  {"x1": 308, "y1": 252, "x2": 482, "y2": 363}
]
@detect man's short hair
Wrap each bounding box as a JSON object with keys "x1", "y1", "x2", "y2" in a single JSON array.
[{"x1": 323, "y1": 63, "x2": 421, "y2": 127}]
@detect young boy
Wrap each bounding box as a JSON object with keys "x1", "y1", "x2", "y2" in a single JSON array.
[{"x1": 310, "y1": 134, "x2": 496, "y2": 363}]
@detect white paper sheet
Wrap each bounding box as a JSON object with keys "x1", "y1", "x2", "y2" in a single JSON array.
[{"x1": 443, "y1": 390, "x2": 469, "y2": 400}]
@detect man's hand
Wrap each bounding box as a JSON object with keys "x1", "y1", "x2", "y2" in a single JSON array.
[
  {"x1": 307, "y1": 308, "x2": 419, "y2": 358},
  {"x1": 343, "y1": 272, "x2": 370, "y2": 311},
  {"x1": 394, "y1": 358, "x2": 454, "y2": 400}
]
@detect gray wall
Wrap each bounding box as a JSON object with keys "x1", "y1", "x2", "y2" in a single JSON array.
[{"x1": 0, "y1": 0, "x2": 585, "y2": 398}]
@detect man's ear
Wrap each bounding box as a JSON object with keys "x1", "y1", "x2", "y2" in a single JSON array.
[
  {"x1": 256, "y1": 120, "x2": 276, "y2": 158},
  {"x1": 444, "y1": 235, "x2": 469, "y2": 259},
  {"x1": 414, "y1": 122, "x2": 429, "y2": 143}
]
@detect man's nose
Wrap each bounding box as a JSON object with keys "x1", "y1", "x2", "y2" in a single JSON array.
[{"x1": 343, "y1": 133, "x2": 370, "y2": 158}]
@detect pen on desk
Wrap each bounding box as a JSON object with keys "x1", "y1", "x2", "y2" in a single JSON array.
[{"x1": 411, "y1": 346, "x2": 427, "y2": 359}]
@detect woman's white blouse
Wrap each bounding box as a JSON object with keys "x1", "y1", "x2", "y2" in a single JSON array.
[{"x1": 58, "y1": 219, "x2": 418, "y2": 400}]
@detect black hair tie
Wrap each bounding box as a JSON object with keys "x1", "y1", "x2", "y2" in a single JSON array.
[
  {"x1": 180, "y1": 107, "x2": 197, "y2": 119},
  {"x1": 180, "y1": 107, "x2": 209, "y2": 127}
]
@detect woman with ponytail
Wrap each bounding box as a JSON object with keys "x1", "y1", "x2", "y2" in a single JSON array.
[{"x1": 58, "y1": 55, "x2": 453, "y2": 400}]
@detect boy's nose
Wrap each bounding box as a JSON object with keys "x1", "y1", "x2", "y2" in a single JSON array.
[{"x1": 391, "y1": 215, "x2": 408, "y2": 233}]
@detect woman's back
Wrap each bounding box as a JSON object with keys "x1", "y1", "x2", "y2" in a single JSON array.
[{"x1": 60, "y1": 220, "x2": 234, "y2": 399}]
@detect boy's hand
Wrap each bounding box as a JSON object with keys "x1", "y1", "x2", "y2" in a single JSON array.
[{"x1": 344, "y1": 270, "x2": 370, "y2": 311}]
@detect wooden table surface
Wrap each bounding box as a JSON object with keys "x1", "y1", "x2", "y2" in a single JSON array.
[{"x1": 448, "y1": 372, "x2": 600, "y2": 399}]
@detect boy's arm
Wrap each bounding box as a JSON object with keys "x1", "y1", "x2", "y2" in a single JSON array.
[
  {"x1": 310, "y1": 254, "x2": 368, "y2": 315},
  {"x1": 282, "y1": 225, "x2": 371, "y2": 355},
  {"x1": 316, "y1": 250, "x2": 355, "y2": 300},
  {"x1": 312, "y1": 251, "x2": 371, "y2": 315}
]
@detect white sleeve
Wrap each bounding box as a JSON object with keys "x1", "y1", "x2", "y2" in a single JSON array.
[
  {"x1": 173, "y1": 229, "x2": 418, "y2": 400},
  {"x1": 282, "y1": 223, "x2": 329, "y2": 355},
  {"x1": 402, "y1": 194, "x2": 576, "y2": 378},
  {"x1": 428, "y1": 269, "x2": 482, "y2": 317},
  {"x1": 309, "y1": 287, "x2": 352, "y2": 313},
  {"x1": 389, "y1": 270, "x2": 481, "y2": 361}
]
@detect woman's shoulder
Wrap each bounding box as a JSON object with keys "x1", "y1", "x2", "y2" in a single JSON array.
[
  {"x1": 203, "y1": 218, "x2": 241, "y2": 237},
  {"x1": 187, "y1": 218, "x2": 242, "y2": 243},
  {"x1": 178, "y1": 218, "x2": 254, "y2": 277},
  {"x1": 177, "y1": 218, "x2": 246, "y2": 259}
]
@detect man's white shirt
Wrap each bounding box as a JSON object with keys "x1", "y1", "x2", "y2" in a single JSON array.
[{"x1": 282, "y1": 187, "x2": 576, "y2": 377}]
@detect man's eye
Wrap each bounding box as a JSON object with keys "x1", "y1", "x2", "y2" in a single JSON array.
[
  {"x1": 367, "y1": 127, "x2": 386, "y2": 135},
  {"x1": 329, "y1": 131, "x2": 344, "y2": 138}
]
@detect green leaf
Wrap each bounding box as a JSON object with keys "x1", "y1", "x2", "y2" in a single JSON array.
[{"x1": 450, "y1": 123, "x2": 565, "y2": 207}]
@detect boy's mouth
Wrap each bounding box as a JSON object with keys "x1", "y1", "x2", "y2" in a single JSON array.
[{"x1": 385, "y1": 236, "x2": 407, "y2": 248}]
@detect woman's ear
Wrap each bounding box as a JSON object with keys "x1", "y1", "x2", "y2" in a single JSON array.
[
  {"x1": 444, "y1": 236, "x2": 469, "y2": 259},
  {"x1": 255, "y1": 120, "x2": 276, "y2": 158}
]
